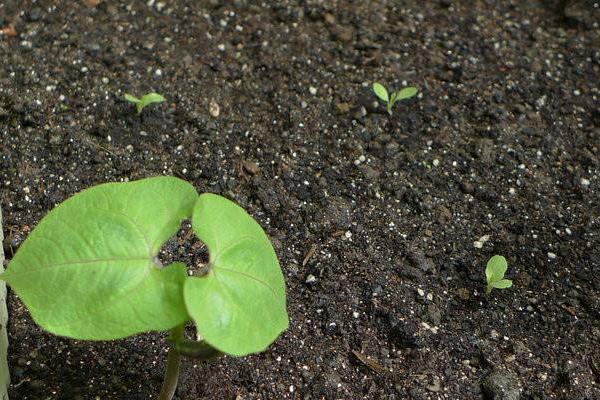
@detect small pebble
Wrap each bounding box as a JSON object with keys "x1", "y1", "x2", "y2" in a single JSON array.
[
  {"x1": 209, "y1": 100, "x2": 220, "y2": 117},
  {"x1": 473, "y1": 235, "x2": 489, "y2": 249},
  {"x1": 580, "y1": 178, "x2": 590, "y2": 186}
]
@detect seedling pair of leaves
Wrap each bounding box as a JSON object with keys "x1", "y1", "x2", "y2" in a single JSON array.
[
  {"x1": 124, "y1": 92, "x2": 165, "y2": 114},
  {"x1": 0, "y1": 177, "x2": 288, "y2": 398},
  {"x1": 485, "y1": 255, "x2": 512, "y2": 294},
  {"x1": 373, "y1": 82, "x2": 418, "y2": 115}
]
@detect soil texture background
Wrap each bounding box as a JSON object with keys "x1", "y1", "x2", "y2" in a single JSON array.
[{"x1": 0, "y1": 0, "x2": 599, "y2": 399}]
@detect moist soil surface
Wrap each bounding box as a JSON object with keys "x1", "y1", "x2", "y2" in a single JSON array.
[{"x1": 1, "y1": 1, "x2": 599, "y2": 399}]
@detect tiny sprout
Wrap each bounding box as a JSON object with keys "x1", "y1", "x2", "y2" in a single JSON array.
[
  {"x1": 485, "y1": 255, "x2": 513, "y2": 294},
  {"x1": 373, "y1": 82, "x2": 417, "y2": 115},
  {"x1": 124, "y1": 92, "x2": 166, "y2": 114}
]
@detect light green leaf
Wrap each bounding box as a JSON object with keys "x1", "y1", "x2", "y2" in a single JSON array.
[
  {"x1": 186, "y1": 193, "x2": 288, "y2": 356},
  {"x1": 124, "y1": 93, "x2": 140, "y2": 104},
  {"x1": 486, "y1": 255, "x2": 508, "y2": 284},
  {"x1": 139, "y1": 92, "x2": 165, "y2": 107},
  {"x1": 396, "y1": 86, "x2": 418, "y2": 100},
  {"x1": 390, "y1": 92, "x2": 398, "y2": 105},
  {"x1": 490, "y1": 279, "x2": 513, "y2": 289},
  {"x1": 0, "y1": 177, "x2": 198, "y2": 340},
  {"x1": 373, "y1": 82, "x2": 389, "y2": 102}
]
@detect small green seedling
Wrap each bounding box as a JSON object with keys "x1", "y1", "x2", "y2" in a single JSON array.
[
  {"x1": 0, "y1": 177, "x2": 288, "y2": 399},
  {"x1": 373, "y1": 82, "x2": 417, "y2": 115},
  {"x1": 124, "y1": 92, "x2": 166, "y2": 114},
  {"x1": 485, "y1": 255, "x2": 513, "y2": 294}
]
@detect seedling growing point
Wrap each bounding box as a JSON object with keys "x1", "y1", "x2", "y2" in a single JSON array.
[
  {"x1": 373, "y1": 82, "x2": 417, "y2": 115},
  {"x1": 124, "y1": 92, "x2": 166, "y2": 114},
  {"x1": 485, "y1": 255, "x2": 513, "y2": 294}
]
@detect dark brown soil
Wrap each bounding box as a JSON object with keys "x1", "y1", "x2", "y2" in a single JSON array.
[{"x1": 1, "y1": 1, "x2": 599, "y2": 399}]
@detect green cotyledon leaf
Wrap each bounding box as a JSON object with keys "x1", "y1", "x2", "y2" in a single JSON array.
[
  {"x1": 490, "y1": 279, "x2": 513, "y2": 290},
  {"x1": 186, "y1": 193, "x2": 288, "y2": 357},
  {"x1": 373, "y1": 82, "x2": 389, "y2": 102},
  {"x1": 486, "y1": 255, "x2": 508, "y2": 284},
  {"x1": 0, "y1": 176, "x2": 198, "y2": 340},
  {"x1": 137, "y1": 92, "x2": 165, "y2": 114},
  {"x1": 396, "y1": 86, "x2": 418, "y2": 100}
]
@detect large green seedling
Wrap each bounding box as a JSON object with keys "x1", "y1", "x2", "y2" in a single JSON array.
[{"x1": 0, "y1": 176, "x2": 288, "y2": 399}]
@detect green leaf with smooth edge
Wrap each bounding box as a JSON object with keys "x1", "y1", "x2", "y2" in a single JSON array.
[
  {"x1": 397, "y1": 86, "x2": 418, "y2": 100},
  {"x1": 0, "y1": 176, "x2": 197, "y2": 340},
  {"x1": 186, "y1": 194, "x2": 288, "y2": 356},
  {"x1": 373, "y1": 82, "x2": 389, "y2": 102},
  {"x1": 138, "y1": 92, "x2": 165, "y2": 114},
  {"x1": 124, "y1": 93, "x2": 140, "y2": 104},
  {"x1": 486, "y1": 255, "x2": 508, "y2": 284},
  {"x1": 490, "y1": 279, "x2": 513, "y2": 289}
]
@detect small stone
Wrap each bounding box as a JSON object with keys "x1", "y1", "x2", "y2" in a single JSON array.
[
  {"x1": 460, "y1": 182, "x2": 474, "y2": 194},
  {"x1": 336, "y1": 102, "x2": 351, "y2": 113},
  {"x1": 580, "y1": 178, "x2": 590, "y2": 187},
  {"x1": 547, "y1": 252, "x2": 556, "y2": 260},
  {"x1": 427, "y1": 303, "x2": 442, "y2": 325},
  {"x1": 309, "y1": 86, "x2": 317, "y2": 95},
  {"x1": 482, "y1": 368, "x2": 521, "y2": 400},
  {"x1": 305, "y1": 274, "x2": 316, "y2": 284},
  {"x1": 473, "y1": 235, "x2": 490, "y2": 249},
  {"x1": 242, "y1": 160, "x2": 260, "y2": 175},
  {"x1": 426, "y1": 376, "x2": 441, "y2": 392},
  {"x1": 209, "y1": 100, "x2": 220, "y2": 117},
  {"x1": 331, "y1": 26, "x2": 353, "y2": 43},
  {"x1": 323, "y1": 13, "x2": 336, "y2": 25},
  {"x1": 352, "y1": 106, "x2": 367, "y2": 119},
  {"x1": 1, "y1": 25, "x2": 18, "y2": 37},
  {"x1": 457, "y1": 287, "x2": 470, "y2": 300}
]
